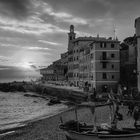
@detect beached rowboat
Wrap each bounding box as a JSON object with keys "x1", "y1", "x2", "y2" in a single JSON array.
[
  {"x1": 60, "y1": 90, "x2": 140, "y2": 140},
  {"x1": 60, "y1": 122, "x2": 140, "y2": 140},
  {"x1": 60, "y1": 100, "x2": 140, "y2": 140}
]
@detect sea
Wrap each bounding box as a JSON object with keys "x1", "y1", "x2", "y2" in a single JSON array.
[
  {"x1": 0, "y1": 68, "x2": 68, "y2": 130},
  {"x1": 0, "y1": 92, "x2": 67, "y2": 130},
  {"x1": 0, "y1": 67, "x2": 41, "y2": 83}
]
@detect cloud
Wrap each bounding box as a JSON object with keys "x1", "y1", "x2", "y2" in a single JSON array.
[
  {"x1": 30, "y1": 64, "x2": 37, "y2": 69},
  {"x1": 44, "y1": 0, "x2": 111, "y2": 19},
  {"x1": 0, "y1": 65, "x2": 14, "y2": 70},
  {"x1": 41, "y1": 2, "x2": 88, "y2": 25},
  {"x1": 0, "y1": 55, "x2": 10, "y2": 62},
  {"x1": 0, "y1": 15, "x2": 68, "y2": 35},
  {"x1": 38, "y1": 40, "x2": 61, "y2": 46},
  {"x1": 0, "y1": 0, "x2": 33, "y2": 20},
  {"x1": 0, "y1": 67, "x2": 9, "y2": 70},
  {"x1": 0, "y1": 42, "x2": 51, "y2": 51},
  {"x1": 0, "y1": 0, "x2": 139, "y2": 70},
  {"x1": 27, "y1": 46, "x2": 50, "y2": 51}
]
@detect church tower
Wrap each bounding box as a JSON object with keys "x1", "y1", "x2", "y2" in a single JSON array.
[{"x1": 68, "y1": 25, "x2": 76, "y2": 50}]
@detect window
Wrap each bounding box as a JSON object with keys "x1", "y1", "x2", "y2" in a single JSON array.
[
  {"x1": 70, "y1": 36, "x2": 72, "y2": 40},
  {"x1": 101, "y1": 42, "x2": 106, "y2": 48},
  {"x1": 77, "y1": 56, "x2": 79, "y2": 60},
  {"x1": 91, "y1": 74, "x2": 93, "y2": 80},
  {"x1": 111, "y1": 43, "x2": 115, "y2": 48},
  {"x1": 112, "y1": 64, "x2": 114, "y2": 69},
  {"x1": 77, "y1": 42, "x2": 79, "y2": 45},
  {"x1": 103, "y1": 63, "x2": 107, "y2": 68},
  {"x1": 104, "y1": 43, "x2": 107, "y2": 48},
  {"x1": 91, "y1": 53, "x2": 93, "y2": 59},
  {"x1": 103, "y1": 73, "x2": 107, "y2": 79},
  {"x1": 100, "y1": 43, "x2": 103, "y2": 48},
  {"x1": 112, "y1": 75, "x2": 114, "y2": 79},
  {"x1": 102, "y1": 52, "x2": 107, "y2": 59},
  {"x1": 111, "y1": 53, "x2": 115, "y2": 58},
  {"x1": 77, "y1": 49, "x2": 78, "y2": 53}
]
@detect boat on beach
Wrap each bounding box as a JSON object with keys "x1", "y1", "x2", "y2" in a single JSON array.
[
  {"x1": 48, "y1": 97, "x2": 61, "y2": 105},
  {"x1": 59, "y1": 93, "x2": 140, "y2": 140},
  {"x1": 60, "y1": 121, "x2": 140, "y2": 140}
]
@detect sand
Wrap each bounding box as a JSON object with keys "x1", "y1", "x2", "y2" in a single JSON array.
[{"x1": 0, "y1": 105, "x2": 134, "y2": 140}]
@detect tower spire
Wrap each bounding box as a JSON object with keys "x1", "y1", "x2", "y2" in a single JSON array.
[
  {"x1": 70, "y1": 25, "x2": 74, "y2": 33},
  {"x1": 113, "y1": 24, "x2": 116, "y2": 40},
  {"x1": 68, "y1": 25, "x2": 76, "y2": 50}
]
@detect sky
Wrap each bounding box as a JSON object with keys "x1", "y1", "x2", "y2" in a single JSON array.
[{"x1": 0, "y1": 0, "x2": 139, "y2": 70}]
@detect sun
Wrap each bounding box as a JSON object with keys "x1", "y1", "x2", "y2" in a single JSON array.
[{"x1": 21, "y1": 62, "x2": 31, "y2": 69}]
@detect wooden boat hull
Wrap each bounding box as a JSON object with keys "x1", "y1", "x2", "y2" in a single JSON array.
[{"x1": 64, "y1": 130, "x2": 140, "y2": 140}]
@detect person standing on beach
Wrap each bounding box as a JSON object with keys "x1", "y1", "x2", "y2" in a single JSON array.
[
  {"x1": 133, "y1": 105, "x2": 140, "y2": 128},
  {"x1": 87, "y1": 93, "x2": 97, "y2": 131}
]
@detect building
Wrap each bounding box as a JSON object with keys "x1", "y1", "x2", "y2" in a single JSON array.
[
  {"x1": 53, "y1": 59, "x2": 68, "y2": 81},
  {"x1": 120, "y1": 38, "x2": 137, "y2": 88},
  {"x1": 61, "y1": 52, "x2": 68, "y2": 66},
  {"x1": 67, "y1": 25, "x2": 120, "y2": 93},
  {"x1": 135, "y1": 17, "x2": 140, "y2": 92},
  {"x1": 40, "y1": 52, "x2": 68, "y2": 82},
  {"x1": 40, "y1": 65, "x2": 55, "y2": 81}
]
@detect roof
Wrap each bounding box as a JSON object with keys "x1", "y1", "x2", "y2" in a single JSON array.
[
  {"x1": 72, "y1": 36, "x2": 120, "y2": 43},
  {"x1": 53, "y1": 59, "x2": 61, "y2": 64}
]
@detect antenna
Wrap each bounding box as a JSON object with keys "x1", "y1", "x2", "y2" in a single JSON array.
[{"x1": 113, "y1": 24, "x2": 116, "y2": 40}]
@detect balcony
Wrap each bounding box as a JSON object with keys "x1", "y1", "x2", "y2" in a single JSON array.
[{"x1": 73, "y1": 64, "x2": 79, "y2": 69}]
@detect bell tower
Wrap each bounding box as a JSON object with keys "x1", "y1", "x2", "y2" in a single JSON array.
[{"x1": 68, "y1": 25, "x2": 76, "y2": 50}]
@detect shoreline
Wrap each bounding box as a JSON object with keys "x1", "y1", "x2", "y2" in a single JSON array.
[
  {"x1": 0, "y1": 106, "x2": 93, "y2": 140},
  {"x1": 0, "y1": 105, "x2": 75, "y2": 133},
  {"x1": 0, "y1": 103, "x2": 135, "y2": 140},
  {"x1": 0, "y1": 91, "x2": 70, "y2": 132}
]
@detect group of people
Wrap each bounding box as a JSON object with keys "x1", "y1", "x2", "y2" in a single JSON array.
[
  {"x1": 127, "y1": 102, "x2": 140, "y2": 128},
  {"x1": 89, "y1": 88, "x2": 140, "y2": 129}
]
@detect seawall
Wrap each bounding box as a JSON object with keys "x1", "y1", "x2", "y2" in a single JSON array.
[
  {"x1": 0, "y1": 82, "x2": 88, "y2": 102},
  {"x1": 40, "y1": 85, "x2": 88, "y2": 102}
]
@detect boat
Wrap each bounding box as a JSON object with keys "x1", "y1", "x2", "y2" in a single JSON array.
[
  {"x1": 48, "y1": 97, "x2": 61, "y2": 105},
  {"x1": 59, "y1": 92, "x2": 140, "y2": 140},
  {"x1": 60, "y1": 120, "x2": 140, "y2": 140}
]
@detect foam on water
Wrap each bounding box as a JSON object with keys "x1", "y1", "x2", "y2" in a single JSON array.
[{"x1": 0, "y1": 91, "x2": 67, "y2": 130}]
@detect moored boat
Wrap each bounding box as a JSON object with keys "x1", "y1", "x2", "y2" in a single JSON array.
[
  {"x1": 48, "y1": 97, "x2": 61, "y2": 105},
  {"x1": 60, "y1": 120, "x2": 140, "y2": 140},
  {"x1": 64, "y1": 130, "x2": 140, "y2": 140},
  {"x1": 59, "y1": 92, "x2": 140, "y2": 140}
]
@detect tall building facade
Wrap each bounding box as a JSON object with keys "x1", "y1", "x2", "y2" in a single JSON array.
[
  {"x1": 67, "y1": 25, "x2": 120, "y2": 93},
  {"x1": 120, "y1": 39, "x2": 137, "y2": 88},
  {"x1": 135, "y1": 17, "x2": 140, "y2": 92}
]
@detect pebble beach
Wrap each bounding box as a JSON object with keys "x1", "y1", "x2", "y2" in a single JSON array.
[{"x1": 0, "y1": 104, "x2": 135, "y2": 140}]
